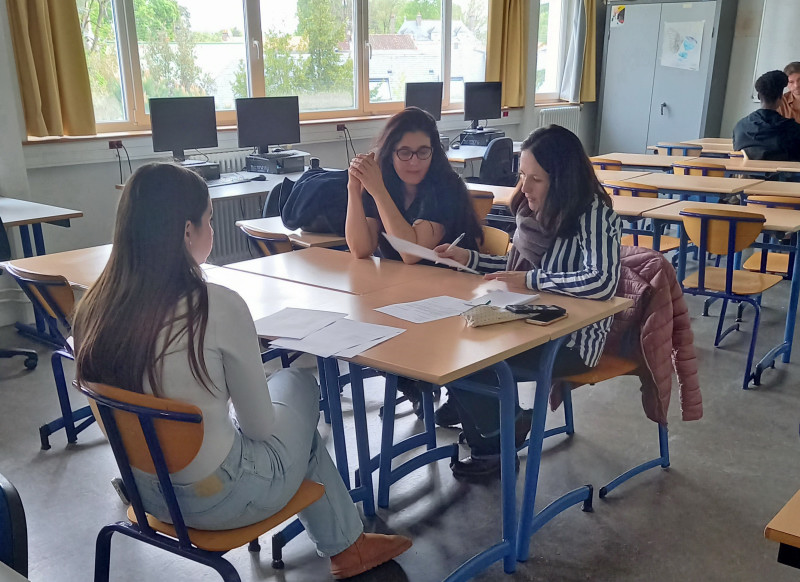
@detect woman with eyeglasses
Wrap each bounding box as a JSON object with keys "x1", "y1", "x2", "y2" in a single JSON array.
[
  {"x1": 346, "y1": 106, "x2": 483, "y2": 425},
  {"x1": 346, "y1": 107, "x2": 482, "y2": 263}
]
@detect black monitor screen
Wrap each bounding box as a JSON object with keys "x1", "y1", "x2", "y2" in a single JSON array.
[
  {"x1": 405, "y1": 82, "x2": 443, "y2": 121},
  {"x1": 464, "y1": 82, "x2": 502, "y2": 127},
  {"x1": 236, "y1": 97, "x2": 301, "y2": 154},
  {"x1": 149, "y1": 96, "x2": 218, "y2": 160}
]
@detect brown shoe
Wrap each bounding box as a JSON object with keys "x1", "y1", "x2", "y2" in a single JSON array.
[{"x1": 330, "y1": 532, "x2": 412, "y2": 579}]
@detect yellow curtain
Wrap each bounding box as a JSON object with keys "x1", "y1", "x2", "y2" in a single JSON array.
[
  {"x1": 7, "y1": 0, "x2": 96, "y2": 137},
  {"x1": 579, "y1": 0, "x2": 597, "y2": 102},
  {"x1": 485, "y1": 0, "x2": 528, "y2": 108}
]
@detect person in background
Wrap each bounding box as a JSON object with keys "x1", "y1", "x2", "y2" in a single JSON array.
[
  {"x1": 346, "y1": 106, "x2": 483, "y2": 426},
  {"x1": 733, "y1": 70, "x2": 800, "y2": 161},
  {"x1": 778, "y1": 62, "x2": 800, "y2": 123},
  {"x1": 73, "y1": 163, "x2": 412, "y2": 579},
  {"x1": 435, "y1": 125, "x2": 622, "y2": 480}
]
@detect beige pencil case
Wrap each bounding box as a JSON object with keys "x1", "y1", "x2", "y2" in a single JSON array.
[{"x1": 461, "y1": 305, "x2": 531, "y2": 328}]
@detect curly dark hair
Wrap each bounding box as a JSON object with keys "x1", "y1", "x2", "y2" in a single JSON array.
[{"x1": 755, "y1": 70, "x2": 788, "y2": 104}]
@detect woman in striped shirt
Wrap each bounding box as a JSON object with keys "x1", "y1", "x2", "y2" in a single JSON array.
[{"x1": 435, "y1": 125, "x2": 622, "y2": 480}]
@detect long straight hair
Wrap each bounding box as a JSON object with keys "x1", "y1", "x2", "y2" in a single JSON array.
[
  {"x1": 374, "y1": 107, "x2": 482, "y2": 246},
  {"x1": 73, "y1": 163, "x2": 213, "y2": 396},
  {"x1": 511, "y1": 125, "x2": 612, "y2": 237}
]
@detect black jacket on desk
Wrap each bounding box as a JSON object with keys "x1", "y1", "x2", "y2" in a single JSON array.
[{"x1": 732, "y1": 109, "x2": 800, "y2": 161}]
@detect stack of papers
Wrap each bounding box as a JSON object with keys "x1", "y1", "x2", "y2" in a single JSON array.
[
  {"x1": 255, "y1": 308, "x2": 404, "y2": 358},
  {"x1": 382, "y1": 233, "x2": 481, "y2": 274}
]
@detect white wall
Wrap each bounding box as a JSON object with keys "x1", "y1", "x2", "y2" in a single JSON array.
[{"x1": 720, "y1": 0, "x2": 765, "y2": 137}]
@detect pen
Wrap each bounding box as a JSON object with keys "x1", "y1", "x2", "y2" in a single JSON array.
[{"x1": 447, "y1": 232, "x2": 466, "y2": 252}]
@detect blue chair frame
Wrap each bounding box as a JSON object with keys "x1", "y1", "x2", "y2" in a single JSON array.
[{"x1": 0, "y1": 472, "x2": 27, "y2": 577}]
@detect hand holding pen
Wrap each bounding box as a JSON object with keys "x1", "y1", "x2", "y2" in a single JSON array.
[{"x1": 434, "y1": 233, "x2": 470, "y2": 266}]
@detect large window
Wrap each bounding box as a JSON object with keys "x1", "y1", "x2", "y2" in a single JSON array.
[
  {"x1": 78, "y1": 0, "x2": 489, "y2": 130},
  {"x1": 536, "y1": 0, "x2": 563, "y2": 101}
]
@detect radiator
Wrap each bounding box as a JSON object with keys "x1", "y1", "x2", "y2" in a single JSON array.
[
  {"x1": 538, "y1": 105, "x2": 581, "y2": 135},
  {"x1": 188, "y1": 149, "x2": 250, "y2": 173},
  {"x1": 207, "y1": 194, "x2": 264, "y2": 265}
]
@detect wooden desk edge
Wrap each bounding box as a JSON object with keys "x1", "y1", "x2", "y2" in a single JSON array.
[{"x1": 765, "y1": 489, "x2": 800, "y2": 548}]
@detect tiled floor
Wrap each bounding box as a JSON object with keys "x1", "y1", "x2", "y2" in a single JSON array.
[{"x1": 2, "y1": 285, "x2": 800, "y2": 581}]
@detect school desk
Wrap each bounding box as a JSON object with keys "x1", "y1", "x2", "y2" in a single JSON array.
[
  {"x1": 0, "y1": 197, "x2": 83, "y2": 258},
  {"x1": 591, "y1": 153, "x2": 699, "y2": 172},
  {"x1": 743, "y1": 181, "x2": 800, "y2": 199},
  {"x1": 765, "y1": 488, "x2": 800, "y2": 569},
  {"x1": 629, "y1": 173, "x2": 764, "y2": 201}
]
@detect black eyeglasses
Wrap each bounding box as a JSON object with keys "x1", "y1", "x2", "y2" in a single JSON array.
[{"x1": 395, "y1": 146, "x2": 433, "y2": 161}]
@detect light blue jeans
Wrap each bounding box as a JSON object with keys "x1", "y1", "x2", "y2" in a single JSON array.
[{"x1": 134, "y1": 368, "x2": 363, "y2": 556}]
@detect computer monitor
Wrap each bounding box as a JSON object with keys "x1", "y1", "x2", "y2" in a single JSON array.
[
  {"x1": 464, "y1": 82, "x2": 502, "y2": 130},
  {"x1": 236, "y1": 96, "x2": 301, "y2": 155},
  {"x1": 149, "y1": 96, "x2": 218, "y2": 161},
  {"x1": 405, "y1": 82, "x2": 443, "y2": 121}
]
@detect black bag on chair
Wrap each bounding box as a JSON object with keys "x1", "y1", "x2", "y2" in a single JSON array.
[{"x1": 279, "y1": 168, "x2": 349, "y2": 235}]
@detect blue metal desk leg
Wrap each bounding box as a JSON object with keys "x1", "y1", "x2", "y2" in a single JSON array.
[
  {"x1": 323, "y1": 358, "x2": 351, "y2": 489},
  {"x1": 347, "y1": 364, "x2": 376, "y2": 516},
  {"x1": 14, "y1": 223, "x2": 56, "y2": 341},
  {"x1": 782, "y1": 237, "x2": 800, "y2": 364},
  {"x1": 517, "y1": 337, "x2": 593, "y2": 563}
]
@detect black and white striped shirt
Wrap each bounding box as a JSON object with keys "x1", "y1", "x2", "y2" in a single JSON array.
[{"x1": 466, "y1": 198, "x2": 622, "y2": 367}]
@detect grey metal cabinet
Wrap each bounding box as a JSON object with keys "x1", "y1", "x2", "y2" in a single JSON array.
[{"x1": 597, "y1": 0, "x2": 738, "y2": 154}]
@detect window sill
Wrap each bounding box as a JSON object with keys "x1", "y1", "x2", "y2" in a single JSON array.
[{"x1": 534, "y1": 100, "x2": 580, "y2": 107}]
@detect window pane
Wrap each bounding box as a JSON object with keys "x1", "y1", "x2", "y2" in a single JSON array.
[
  {"x1": 258, "y1": 0, "x2": 355, "y2": 112},
  {"x1": 537, "y1": 0, "x2": 562, "y2": 95},
  {"x1": 134, "y1": 0, "x2": 246, "y2": 112},
  {"x1": 77, "y1": 0, "x2": 125, "y2": 122},
  {"x1": 450, "y1": 0, "x2": 488, "y2": 103},
  {"x1": 367, "y1": 0, "x2": 443, "y2": 105}
]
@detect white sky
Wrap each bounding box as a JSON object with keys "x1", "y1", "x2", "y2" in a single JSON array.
[{"x1": 182, "y1": 0, "x2": 299, "y2": 34}]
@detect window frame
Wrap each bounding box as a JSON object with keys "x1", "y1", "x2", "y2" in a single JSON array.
[
  {"x1": 86, "y1": 0, "x2": 488, "y2": 132},
  {"x1": 534, "y1": 0, "x2": 566, "y2": 104}
]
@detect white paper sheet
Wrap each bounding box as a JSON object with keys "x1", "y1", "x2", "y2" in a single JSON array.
[
  {"x1": 467, "y1": 290, "x2": 540, "y2": 308},
  {"x1": 270, "y1": 318, "x2": 405, "y2": 358},
  {"x1": 374, "y1": 296, "x2": 469, "y2": 324},
  {"x1": 254, "y1": 308, "x2": 347, "y2": 339},
  {"x1": 382, "y1": 233, "x2": 481, "y2": 274}
]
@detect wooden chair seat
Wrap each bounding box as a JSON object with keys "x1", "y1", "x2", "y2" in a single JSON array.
[
  {"x1": 559, "y1": 354, "x2": 638, "y2": 387},
  {"x1": 621, "y1": 234, "x2": 680, "y2": 252},
  {"x1": 743, "y1": 252, "x2": 790, "y2": 275},
  {"x1": 126, "y1": 479, "x2": 324, "y2": 552},
  {"x1": 682, "y1": 267, "x2": 782, "y2": 295}
]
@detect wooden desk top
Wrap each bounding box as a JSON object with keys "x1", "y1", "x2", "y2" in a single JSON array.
[
  {"x1": 765, "y1": 489, "x2": 800, "y2": 549},
  {"x1": 115, "y1": 171, "x2": 306, "y2": 200},
  {"x1": 681, "y1": 138, "x2": 734, "y2": 146},
  {"x1": 205, "y1": 266, "x2": 354, "y2": 321},
  {"x1": 611, "y1": 196, "x2": 679, "y2": 217},
  {"x1": 593, "y1": 153, "x2": 699, "y2": 169},
  {"x1": 446, "y1": 142, "x2": 522, "y2": 164},
  {"x1": 225, "y1": 247, "x2": 471, "y2": 295},
  {"x1": 235, "y1": 217, "x2": 346, "y2": 249},
  {"x1": 339, "y1": 277, "x2": 632, "y2": 384},
  {"x1": 641, "y1": 200, "x2": 800, "y2": 233},
  {"x1": 5, "y1": 245, "x2": 112, "y2": 289},
  {"x1": 706, "y1": 159, "x2": 800, "y2": 174},
  {"x1": 743, "y1": 182, "x2": 800, "y2": 198},
  {"x1": 595, "y1": 169, "x2": 652, "y2": 182},
  {"x1": 0, "y1": 197, "x2": 83, "y2": 228},
  {"x1": 466, "y1": 183, "x2": 517, "y2": 207},
  {"x1": 631, "y1": 173, "x2": 764, "y2": 194}
]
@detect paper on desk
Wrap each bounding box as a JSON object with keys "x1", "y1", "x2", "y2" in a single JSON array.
[
  {"x1": 467, "y1": 290, "x2": 539, "y2": 308},
  {"x1": 382, "y1": 233, "x2": 480, "y2": 274},
  {"x1": 254, "y1": 308, "x2": 347, "y2": 339},
  {"x1": 270, "y1": 318, "x2": 404, "y2": 358},
  {"x1": 375, "y1": 295, "x2": 469, "y2": 324}
]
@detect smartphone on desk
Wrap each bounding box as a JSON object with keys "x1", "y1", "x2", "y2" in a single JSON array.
[{"x1": 505, "y1": 304, "x2": 568, "y2": 326}]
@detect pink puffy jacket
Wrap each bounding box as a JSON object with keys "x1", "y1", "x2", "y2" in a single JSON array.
[{"x1": 550, "y1": 246, "x2": 702, "y2": 425}]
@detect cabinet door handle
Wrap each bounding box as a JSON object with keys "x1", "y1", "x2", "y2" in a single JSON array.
[{"x1": 660, "y1": 102, "x2": 667, "y2": 116}]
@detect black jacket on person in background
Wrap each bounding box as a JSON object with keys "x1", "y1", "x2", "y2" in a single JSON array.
[{"x1": 732, "y1": 109, "x2": 800, "y2": 161}]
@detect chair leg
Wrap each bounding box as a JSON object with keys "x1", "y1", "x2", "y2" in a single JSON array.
[
  {"x1": 599, "y1": 423, "x2": 669, "y2": 499},
  {"x1": 743, "y1": 299, "x2": 762, "y2": 390},
  {"x1": 94, "y1": 525, "x2": 116, "y2": 582},
  {"x1": 40, "y1": 351, "x2": 95, "y2": 449},
  {"x1": 714, "y1": 299, "x2": 733, "y2": 347}
]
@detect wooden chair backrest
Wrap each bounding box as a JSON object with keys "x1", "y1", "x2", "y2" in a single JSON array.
[
  {"x1": 591, "y1": 158, "x2": 622, "y2": 171},
  {"x1": 680, "y1": 207, "x2": 765, "y2": 256},
  {"x1": 655, "y1": 142, "x2": 702, "y2": 156},
  {"x1": 81, "y1": 381, "x2": 203, "y2": 475},
  {"x1": 480, "y1": 226, "x2": 510, "y2": 255},
  {"x1": 3, "y1": 265, "x2": 75, "y2": 323},
  {"x1": 469, "y1": 191, "x2": 494, "y2": 223},
  {"x1": 672, "y1": 162, "x2": 726, "y2": 177},
  {"x1": 745, "y1": 195, "x2": 800, "y2": 210},
  {"x1": 238, "y1": 225, "x2": 294, "y2": 256},
  {"x1": 602, "y1": 180, "x2": 660, "y2": 198}
]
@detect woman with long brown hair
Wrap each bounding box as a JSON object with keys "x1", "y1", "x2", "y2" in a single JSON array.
[{"x1": 73, "y1": 163, "x2": 411, "y2": 579}]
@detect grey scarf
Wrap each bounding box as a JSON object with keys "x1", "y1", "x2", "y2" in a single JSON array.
[{"x1": 506, "y1": 204, "x2": 554, "y2": 271}]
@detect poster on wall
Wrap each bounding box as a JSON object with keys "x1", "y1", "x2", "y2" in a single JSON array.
[
  {"x1": 611, "y1": 6, "x2": 626, "y2": 27},
  {"x1": 660, "y1": 21, "x2": 705, "y2": 71}
]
